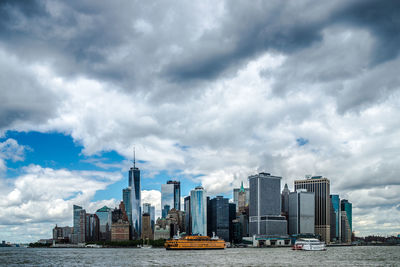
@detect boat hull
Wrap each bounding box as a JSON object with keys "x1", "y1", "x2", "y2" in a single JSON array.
[{"x1": 165, "y1": 238, "x2": 225, "y2": 250}]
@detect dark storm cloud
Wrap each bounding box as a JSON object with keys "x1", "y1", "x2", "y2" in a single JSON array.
[{"x1": 336, "y1": 0, "x2": 400, "y2": 66}]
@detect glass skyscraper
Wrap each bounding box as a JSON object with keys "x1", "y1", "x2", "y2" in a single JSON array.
[
  {"x1": 184, "y1": 196, "x2": 191, "y2": 234},
  {"x1": 209, "y1": 196, "x2": 230, "y2": 241},
  {"x1": 161, "y1": 180, "x2": 181, "y2": 218},
  {"x1": 190, "y1": 186, "x2": 207, "y2": 236},
  {"x1": 123, "y1": 187, "x2": 132, "y2": 227},
  {"x1": 129, "y1": 159, "x2": 141, "y2": 239},
  {"x1": 96, "y1": 206, "x2": 112, "y2": 241},
  {"x1": 330, "y1": 194, "x2": 341, "y2": 241},
  {"x1": 73, "y1": 205, "x2": 86, "y2": 243},
  {"x1": 341, "y1": 199, "x2": 352, "y2": 231}
]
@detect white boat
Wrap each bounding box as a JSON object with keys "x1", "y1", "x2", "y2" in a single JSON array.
[{"x1": 292, "y1": 238, "x2": 326, "y2": 251}]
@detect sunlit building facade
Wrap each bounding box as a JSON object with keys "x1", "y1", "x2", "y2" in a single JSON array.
[{"x1": 190, "y1": 186, "x2": 207, "y2": 236}]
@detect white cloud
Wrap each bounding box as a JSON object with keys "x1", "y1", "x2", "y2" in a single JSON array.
[{"x1": 0, "y1": 138, "x2": 26, "y2": 172}]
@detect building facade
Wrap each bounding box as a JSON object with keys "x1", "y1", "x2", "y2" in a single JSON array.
[
  {"x1": 184, "y1": 196, "x2": 191, "y2": 234},
  {"x1": 122, "y1": 187, "x2": 132, "y2": 229},
  {"x1": 85, "y1": 213, "x2": 100, "y2": 242},
  {"x1": 233, "y1": 183, "x2": 250, "y2": 213},
  {"x1": 330, "y1": 195, "x2": 341, "y2": 242},
  {"x1": 111, "y1": 201, "x2": 130, "y2": 241},
  {"x1": 72, "y1": 205, "x2": 86, "y2": 244},
  {"x1": 96, "y1": 206, "x2": 112, "y2": 241},
  {"x1": 288, "y1": 190, "x2": 315, "y2": 235},
  {"x1": 248, "y1": 173, "x2": 288, "y2": 237},
  {"x1": 190, "y1": 186, "x2": 207, "y2": 236},
  {"x1": 129, "y1": 163, "x2": 141, "y2": 239},
  {"x1": 281, "y1": 183, "x2": 290, "y2": 214},
  {"x1": 208, "y1": 196, "x2": 230, "y2": 241},
  {"x1": 143, "y1": 203, "x2": 155, "y2": 231},
  {"x1": 294, "y1": 176, "x2": 331, "y2": 243},
  {"x1": 141, "y1": 213, "x2": 153, "y2": 240},
  {"x1": 161, "y1": 180, "x2": 181, "y2": 218},
  {"x1": 341, "y1": 199, "x2": 352, "y2": 232}
]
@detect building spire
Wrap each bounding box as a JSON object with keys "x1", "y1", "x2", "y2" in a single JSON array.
[
  {"x1": 133, "y1": 145, "x2": 136, "y2": 168},
  {"x1": 240, "y1": 181, "x2": 245, "y2": 192}
]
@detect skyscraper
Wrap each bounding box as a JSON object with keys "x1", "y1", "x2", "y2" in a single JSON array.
[
  {"x1": 85, "y1": 213, "x2": 100, "y2": 242},
  {"x1": 184, "y1": 196, "x2": 191, "y2": 234},
  {"x1": 208, "y1": 196, "x2": 230, "y2": 241},
  {"x1": 96, "y1": 206, "x2": 112, "y2": 241},
  {"x1": 143, "y1": 203, "x2": 155, "y2": 231},
  {"x1": 294, "y1": 176, "x2": 331, "y2": 243},
  {"x1": 161, "y1": 180, "x2": 181, "y2": 218},
  {"x1": 288, "y1": 189, "x2": 315, "y2": 235},
  {"x1": 190, "y1": 186, "x2": 207, "y2": 236},
  {"x1": 281, "y1": 183, "x2": 290, "y2": 214},
  {"x1": 248, "y1": 172, "x2": 287, "y2": 237},
  {"x1": 73, "y1": 205, "x2": 86, "y2": 244},
  {"x1": 341, "y1": 199, "x2": 352, "y2": 232},
  {"x1": 122, "y1": 187, "x2": 132, "y2": 228},
  {"x1": 129, "y1": 149, "x2": 141, "y2": 239},
  {"x1": 330, "y1": 195, "x2": 341, "y2": 242}
]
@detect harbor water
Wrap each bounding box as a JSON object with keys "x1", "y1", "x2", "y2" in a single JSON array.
[{"x1": 1, "y1": 246, "x2": 399, "y2": 266}]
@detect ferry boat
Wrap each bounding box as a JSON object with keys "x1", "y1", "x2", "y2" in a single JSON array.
[
  {"x1": 164, "y1": 232, "x2": 225, "y2": 250},
  {"x1": 292, "y1": 238, "x2": 326, "y2": 251}
]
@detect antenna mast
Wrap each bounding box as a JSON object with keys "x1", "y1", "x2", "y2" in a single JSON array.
[{"x1": 133, "y1": 145, "x2": 136, "y2": 168}]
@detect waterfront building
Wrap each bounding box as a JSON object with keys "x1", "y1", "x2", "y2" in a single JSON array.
[
  {"x1": 143, "y1": 203, "x2": 155, "y2": 231},
  {"x1": 341, "y1": 199, "x2": 352, "y2": 232},
  {"x1": 141, "y1": 213, "x2": 153, "y2": 240},
  {"x1": 233, "y1": 183, "x2": 250, "y2": 213},
  {"x1": 129, "y1": 150, "x2": 141, "y2": 239},
  {"x1": 288, "y1": 189, "x2": 315, "y2": 235},
  {"x1": 208, "y1": 196, "x2": 230, "y2": 241},
  {"x1": 166, "y1": 208, "x2": 185, "y2": 236},
  {"x1": 154, "y1": 222, "x2": 170, "y2": 240},
  {"x1": 330, "y1": 195, "x2": 341, "y2": 242},
  {"x1": 85, "y1": 213, "x2": 100, "y2": 242},
  {"x1": 341, "y1": 211, "x2": 352, "y2": 244},
  {"x1": 111, "y1": 201, "x2": 130, "y2": 241},
  {"x1": 122, "y1": 187, "x2": 132, "y2": 229},
  {"x1": 52, "y1": 225, "x2": 73, "y2": 243},
  {"x1": 248, "y1": 173, "x2": 288, "y2": 237},
  {"x1": 294, "y1": 176, "x2": 331, "y2": 243},
  {"x1": 161, "y1": 180, "x2": 181, "y2": 218},
  {"x1": 232, "y1": 219, "x2": 243, "y2": 244},
  {"x1": 72, "y1": 205, "x2": 86, "y2": 244},
  {"x1": 238, "y1": 213, "x2": 249, "y2": 237},
  {"x1": 184, "y1": 196, "x2": 191, "y2": 234},
  {"x1": 190, "y1": 186, "x2": 207, "y2": 236},
  {"x1": 96, "y1": 206, "x2": 112, "y2": 241}
]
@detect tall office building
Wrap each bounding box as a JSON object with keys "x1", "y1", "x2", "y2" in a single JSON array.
[
  {"x1": 161, "y1": 180, "x2": 181, "y2": 218},
  {"x1": 123, "y1": 187, "x2": 132, "y2": 228},
  {"x1": 281, "y1": 183, "x2": 290, "y2": 214},
  {"x1": 248, "y1": 173, "x2": 287, "y2": 237},
  {"x1": 143, "y1": 203, "x2": 155, "y2": 231},
  {"x1": 85, "y1": 213, "x2": 100, "y2": 242},
  {"x1": 184, "y1": 196, "x2": 191, "y2": 234},
  {"x1": 341, "y1": 199, "x2": 352, "y2": 232},
  {"x1": 73, "y1": 205, "x2": 86, "y2": 244},
  {"x1": 233, "y1": 182, "x2": 250, "y2": 213},
  {"x1": 96, "y1": 206, "x2": 112, "y2": 241},
  {"x1": 208, "y1": 196, "x2": 230, "y2": 241},
  {"x1": 229, "y1": 203, "x2": 236, "y2": 242},
  {"x1": 294, "y1": 176, "x2": 331, "y2": 243},
  {"x1": 330, "y1": 195, "x2": 341, "y2": 242},
  {"x1": 141, "y1": 213, "x2": 153, "y2": 240},
  {"x1": 341, "y1": 211, "x2": 352, "y2": 243},
  {"x1": 288, "y1": 189, "x2": 315, "y2": 235},
  {"x1": 190, "y1": 186, "x2": 207, "y2": 236},
  {"x1": 129, "y1": 149, "x2": 141, "y2": 239}
]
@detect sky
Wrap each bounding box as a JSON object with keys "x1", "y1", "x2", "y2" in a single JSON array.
[{"x1": 0, "y1": 0, "x2": 400, "y2": 243}]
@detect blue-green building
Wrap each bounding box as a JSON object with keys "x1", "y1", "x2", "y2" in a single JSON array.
[{"x1": 341, "y1": 199, "x2": 352, "y2": 231}]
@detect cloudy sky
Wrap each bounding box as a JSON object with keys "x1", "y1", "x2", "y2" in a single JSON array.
[{"x1": 1, "y1": 0, "x2": 400, "y2": 243}]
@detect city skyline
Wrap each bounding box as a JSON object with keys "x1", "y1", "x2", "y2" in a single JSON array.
[{"x1": 1, "y1": 0, "x2": 400, "y2": 243}]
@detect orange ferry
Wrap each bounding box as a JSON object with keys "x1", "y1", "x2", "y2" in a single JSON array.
[{"x1": 164, "y1": 234, "x2": 225, "y2": 250}]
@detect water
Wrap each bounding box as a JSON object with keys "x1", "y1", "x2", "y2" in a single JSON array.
[{"x1": 1, "y1": 246, "x2": 399, "y2": 266}]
